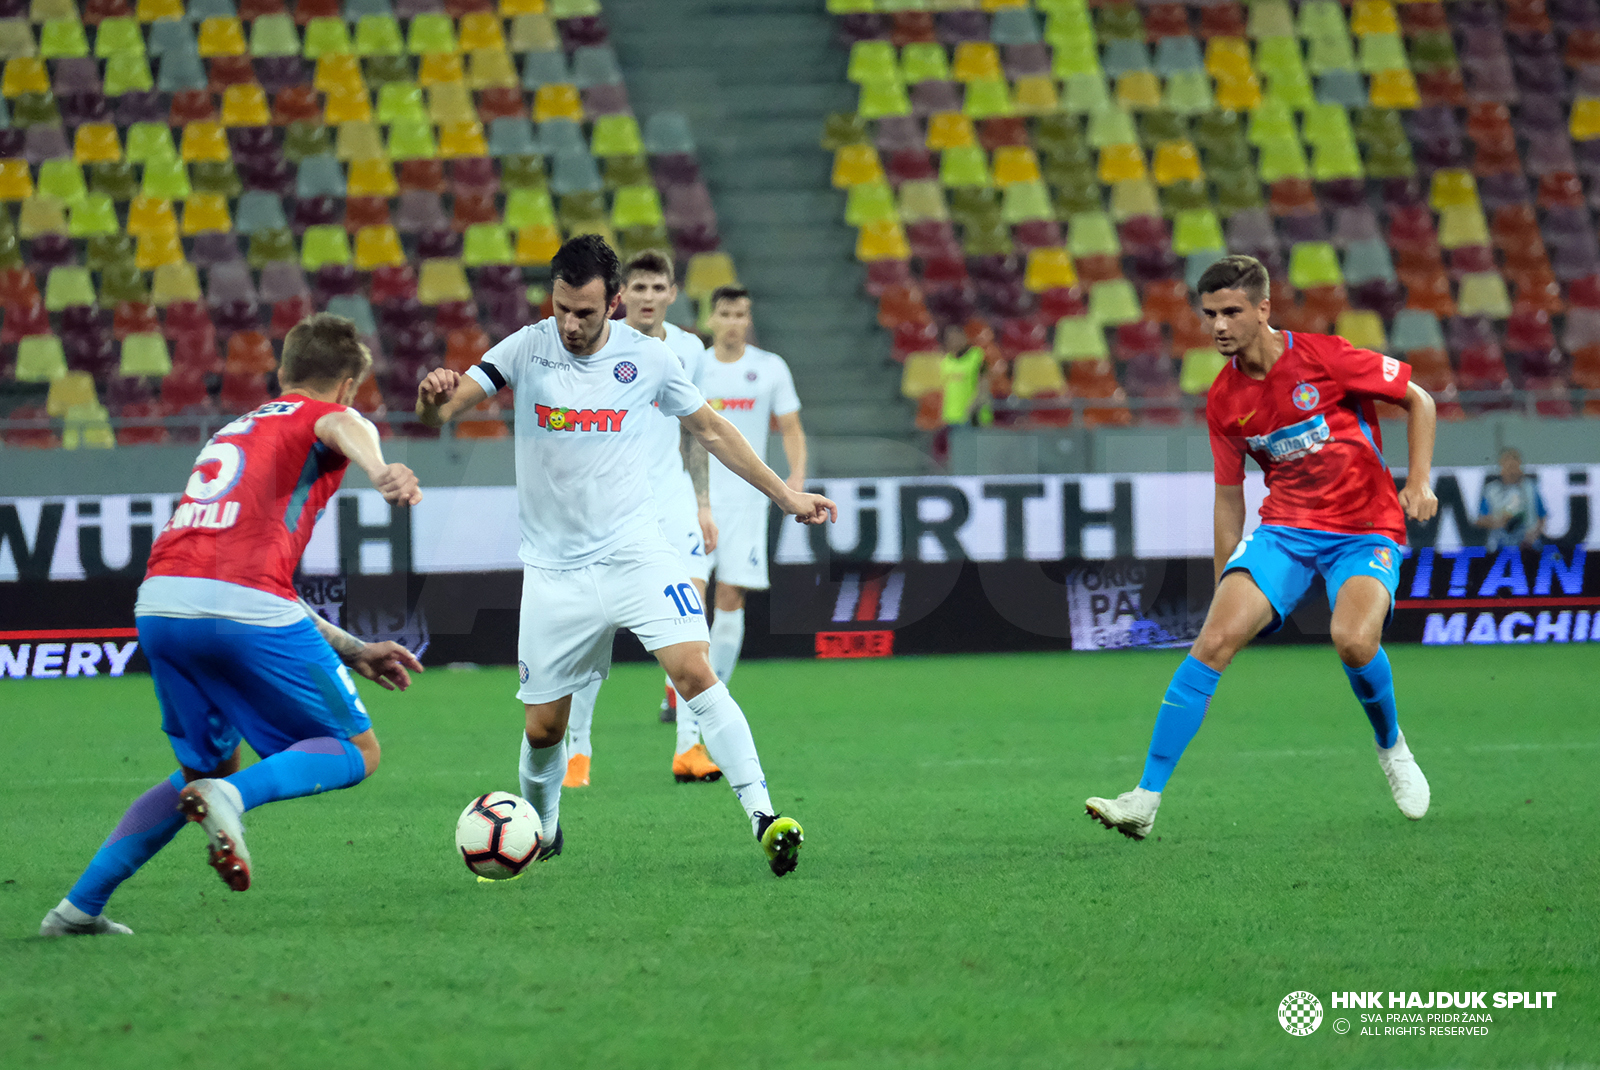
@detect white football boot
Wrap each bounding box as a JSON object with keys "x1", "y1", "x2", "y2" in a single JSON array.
[
  {"x1": 1376, "y1": 730, "x2": 1430, "y2": 820},
  {"x1": 39, "y1": 900, "x2": 132, "y2": 936},
  {"x1": 177, "y1": 779, "x2": 253, "y2": 890},
  {"x1": 1084, "y1": 787, "x2": 1161, "y2": 840}
]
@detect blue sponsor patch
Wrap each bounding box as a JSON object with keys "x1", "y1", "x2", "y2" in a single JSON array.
[
  {"x1": 613, "y1": 361, "x2": 637, "y2": 383},
  {"x1": 1246, "y1": 414, "x2": 1331, "y2": 462}
]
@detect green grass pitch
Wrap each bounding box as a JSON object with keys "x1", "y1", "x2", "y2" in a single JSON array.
[{"x1": 1, "y1": 646, "x2": 1595, "y2": 1070}]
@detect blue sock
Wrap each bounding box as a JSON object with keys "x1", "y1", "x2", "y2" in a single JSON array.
[
  {"x1": 1139, "y1": 656, "x2": 1222, "y2": 792},
  {"x1": 1343, "y1": 648, "x2": 1400, "y2": 749},
  {"x1": 226, "y1": 738, "x2": 367, "y2": 811},
  {"x1": 67, "y1": 771, "x2": 187, "y2": 917}
]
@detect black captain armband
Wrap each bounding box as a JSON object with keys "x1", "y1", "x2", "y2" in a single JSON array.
[{"x1": 478, "y1": 363, "x2": 507, "y2": 391}]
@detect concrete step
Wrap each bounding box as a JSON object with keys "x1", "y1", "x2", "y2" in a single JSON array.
[
  {"x1": 795, "y1": 400, "x2": 913, "y2": 436},
  {"x1": 757, "y1": 325, "x2": 882, "y2": 359},
  {"x1": 720, "y1": 227, "x2": 848, "y2": 262},
  {"x1": 715, "y1": 189, "x2": 838, "y2": 226},
  {"x1": 709, "y1": 156, "x2": 831, "y2": 192},
  {"x1": 739, "y1": 260, "x2": 864, "y2": 299},
  {"x1": 808, "y1": 435, "x2": 938, "y2": 478},
  {"x1": 718, "y1": 83, "x2": 855, "y2": 119},
  {"x1": 754, "y1": 298, "x2": 878, "y2": 336}
]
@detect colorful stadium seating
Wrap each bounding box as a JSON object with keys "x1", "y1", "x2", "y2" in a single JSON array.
[
  {"x1": 0, "y1": 0, "x2": 729, "y2": 446},
  {"x1": 828, "y1": 0, "x2": 1600, "y2": 427}
]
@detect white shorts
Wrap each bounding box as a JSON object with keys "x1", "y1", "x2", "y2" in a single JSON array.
[
  {"x1": 706, "y1": 502, "x2": 771, "y2": 591},
  {"x1": 657, "y1": 494, "x2": 711, "y2": 583},
  {"x1": 516, "y1": 536, "x2": 710, "y2": 705}
]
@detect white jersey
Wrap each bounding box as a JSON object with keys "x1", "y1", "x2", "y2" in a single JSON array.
[
  {"x1": 643, "y1": 321, "x2": 708, "y2": 518},
  {"x1": 466, "y1": 318, "x2": 705, "y2": 570},
  {"x1": 695, "y1": 344, "x2": 801, "y2": 513}
]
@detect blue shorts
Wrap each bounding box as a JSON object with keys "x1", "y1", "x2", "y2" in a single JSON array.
[
  {"x1": 1222, "y1": 525, "x2": 1402, "y2": 634},
  {"x1": 137, "y1": 615, "x2": 371, "y2": 774}
]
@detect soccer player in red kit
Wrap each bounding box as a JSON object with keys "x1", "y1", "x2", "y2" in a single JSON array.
[
  {"x1": 1085, "y1": 256, "x2": 1440, "y2": 839},
  {"x1": 42, "y1": 315, "x2": 424, "y2": 936}
]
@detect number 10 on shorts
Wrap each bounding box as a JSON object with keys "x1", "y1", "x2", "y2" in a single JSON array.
[{"x1": 664, "y1": 583, "x2": 704, "y2": 616}]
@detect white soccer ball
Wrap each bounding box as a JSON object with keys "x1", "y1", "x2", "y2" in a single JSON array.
[{"x1": 455, "y1": 791, "x2": 543, "y2": 879}]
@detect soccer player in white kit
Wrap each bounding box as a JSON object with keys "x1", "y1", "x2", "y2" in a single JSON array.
[
  {"x1": 561, "y1": 250, "x2": 726, "y2": 789},
  {"x1": 695, "y1": 286, "x2": 809, "y2": 686},
  {"x1": 416, "y1": 237, "x2": 835, "y2": 875}
]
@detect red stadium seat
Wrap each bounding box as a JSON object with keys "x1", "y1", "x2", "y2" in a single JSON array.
[
  {"x1": 115, "y1": 400, "x2": 168, "y2": 446},
  {"x1": 877, "y1": 284, "x2": 932, "y2": 329},
  {"x1": 1068, "y1": 360, "x2": 1132, "y2": 426},
  {"x1": 219, "y1": 372, "x2": 272, "y2": 414},
  {"x1": 3, "y1": 404, "x2": 58, "y2": 448}
]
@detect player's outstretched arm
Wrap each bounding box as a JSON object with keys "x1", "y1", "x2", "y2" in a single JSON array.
[
  {"x1": 1394, "y1": 381, "x2": 1439, "y2": 523},
  {"x1": 296, "y1": 599, "x2": 424, "y2": 691},
  {"x1": 314, "y1": 409, "x2": 423, "y2": 506},
  {"x1": 415, "y1": 367, "x2": 490, "y2": 429},
  {"x1": 1213, "y1": 483, "x2": 1247, "y2": 587},
  {"x1": 679, "y1": 404, "x2": 837, "y2": 525}
]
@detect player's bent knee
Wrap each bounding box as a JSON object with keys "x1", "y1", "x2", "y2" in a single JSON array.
[
  {"x1": 1191, "y1": 626, "x2": 1248, "y2": 669},
  {"x1": 352, "y1": 734, "x2": 381, "y2": 778},
  {"x1": 656, "y1": 643, "x2": 718, "y2": 700},
  {"x1": 523, "y1": 702, "x2": 567, "y2": 749},
  {"x1": 714, "y1": 585, "x2": 746, "y2": 612},
  {"x1": 670, "y1": 665, "x2": 719, "y2": 701},
  {"x1": 1332, "y1": 629, "x2": 1381, "y2": 667}
]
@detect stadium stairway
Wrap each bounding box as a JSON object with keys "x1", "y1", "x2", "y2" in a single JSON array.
[{"x1": 606, "y1": 0, "x2": 934, "y2": 477}]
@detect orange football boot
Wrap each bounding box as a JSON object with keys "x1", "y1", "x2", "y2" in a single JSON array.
[
  {"x1": 563, "y1": 753, "x2": 590, "y2": 788},
  {"x1": 672, "y1": 743, "x2": 722, "y2": 783}
]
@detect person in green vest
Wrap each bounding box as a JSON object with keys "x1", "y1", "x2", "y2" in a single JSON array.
[{"x1": 938, "y1": 326, "x2": 989, "y2": 427}]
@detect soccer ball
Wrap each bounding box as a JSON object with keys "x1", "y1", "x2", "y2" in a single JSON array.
[{"x1": 455, "y1": 792, "x2": 543, "y2": 880}]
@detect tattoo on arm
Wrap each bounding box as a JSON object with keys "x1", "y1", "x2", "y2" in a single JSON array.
[
  {"x1": 682, "y1": 426, "x2": 711, "y2": 507},
  {"x1": 299, "y1": 598, "x2": 366, "y2": 660}
]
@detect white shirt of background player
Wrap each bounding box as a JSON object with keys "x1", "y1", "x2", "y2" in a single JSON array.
[{"x1": 692, "y1": 291, "x2": 809, "y2": 681}]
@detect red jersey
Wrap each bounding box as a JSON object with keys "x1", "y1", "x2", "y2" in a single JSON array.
[
  {"x1": 1206, "y1": 331, "x2": 1412, "y2": 544},
  {"x1": 145, "y1": 396, "x2": 352, "y2": 599}
]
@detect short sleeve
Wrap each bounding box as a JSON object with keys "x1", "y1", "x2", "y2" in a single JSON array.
[
  {"x1": 467, "y1": 330, "x2": 525, "y2": 397},
  {"x1": 771, "y1": 357, "x2": 801, "y2": 416},
  {"x1": 1320, "y1": 336, "x2": 1410, "y2": 403},
  {"x1": 1208, "y1": 407, "x2": 1247, "y2": 486},
  {"x1": 655, "y1": 346, "x2": 705, "y2": 418}
]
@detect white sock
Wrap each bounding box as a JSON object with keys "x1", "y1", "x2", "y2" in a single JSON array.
[
  {"x1": 566, "y1": 679, "x2": 600, "y2": 758},
  {"x1": 673, "y1": 675, "x2": 700, "y2": 753},
  {"x1": 708, "y1": 607, "x2": 744, "y2": 684},
  {"x1": 56, "y1": 897, "x2": 94, "y2": 924},
  {"x1": 518, "y1": 734, "x2": 565, "y2": 836},
  {"x1": 686, "y1": 681, "x2": 772, "y2": 832}
]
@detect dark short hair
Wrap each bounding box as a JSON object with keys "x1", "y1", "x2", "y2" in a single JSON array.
[
  {"x1": 551, "y1": 234, "x2": 622, "y2": 300},
  {"x1": 709, "y1": 285, "x2": 750, "y2": 311},
  {"x1": 280, "y1": 313, "x2": 371, "y2": 387},
  {"x1": 1195, "y1": 254, "x2": 1270, "y2": 305},
  {"x1": 624, "y1": 249, "x2": 675, "y2": 286}
]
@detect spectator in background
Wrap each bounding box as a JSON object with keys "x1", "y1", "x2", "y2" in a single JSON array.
[
  {"x1": 939, "y1": 325, "x2": 986, "y2": 428},
  {"x1": 1475, "y1": 447, "x2": 1546, "y2": 552}
]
